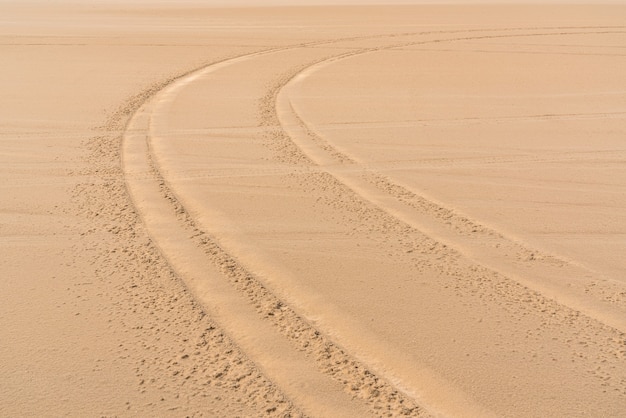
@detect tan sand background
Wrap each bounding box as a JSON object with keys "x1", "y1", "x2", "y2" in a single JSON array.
[{"x1": 1, "y1": 2, "x2": 625, "y2": 416}]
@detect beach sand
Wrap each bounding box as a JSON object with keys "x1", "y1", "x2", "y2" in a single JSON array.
[{"x1": 1, "y1": 2, "x2": 625, "y2": 416}]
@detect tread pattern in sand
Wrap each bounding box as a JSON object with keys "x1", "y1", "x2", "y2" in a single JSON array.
[{"x1": 115, "y1": 26, "x2": 626, "y2": 417}]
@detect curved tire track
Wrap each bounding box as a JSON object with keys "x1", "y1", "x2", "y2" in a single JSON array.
[
  {"x1": 121, "y1": 26, "x2": 626, "y2": 417},
  {"x1": 276, "y1": 27, "x2": 626, "y2": 334},
  {"x1": 122, "y1": 44, "x2": 434, "y2": 417}
]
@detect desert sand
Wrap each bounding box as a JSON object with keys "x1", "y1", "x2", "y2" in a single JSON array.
[{"x1": 1, "y1": 1, "x2": 625, "y2": 417}]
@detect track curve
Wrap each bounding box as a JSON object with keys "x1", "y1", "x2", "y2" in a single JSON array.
[
  {"x1": 122, "y1": 26, "x2": 626, "y2": 417},
  {"x1": 277, "y1": 27, "x2": 626, "y2": 334},
  {"x1": 122, "y1": 42, "x2": 436, "y2": 417}
]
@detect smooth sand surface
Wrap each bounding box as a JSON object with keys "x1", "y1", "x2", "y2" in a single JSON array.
[{"x1": 1, "y1": 2, "x2": 625, "y2": 417}]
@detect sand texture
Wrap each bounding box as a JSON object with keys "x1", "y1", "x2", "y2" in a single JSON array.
[{"x1": 1, "y1": 2, "x2": 625, "y2": 417}]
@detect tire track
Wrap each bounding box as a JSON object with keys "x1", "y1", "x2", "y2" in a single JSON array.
[
  {"x1": 270, "y1": 27, "x2": 626, "y2": 165},
  {"x1": 128, "y1": 27, "x2": 547, "y2": 417},
  {"x1": 121, "y1": 26, "x2": 626, "y2": 417},
  {"x1": 267, "y1": 27, "x2": 626, "y2": 412},
  {"x1": 123, "y1": 42, "x2": 436, "y2": 416},
  {"x1": 78, "y1": 73, "x2": 303, "y2": 416},
  {"x1": 276, "y1": 27, "x2": 626, "y2": 334}
]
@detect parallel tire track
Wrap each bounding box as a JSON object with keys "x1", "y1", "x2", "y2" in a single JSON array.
[
  {"x1": 120, "y1": 26, "x2": 626, "y2": 417},
  {"x1": 122, "y1": 40, "x2": 435, "y2": 416}
]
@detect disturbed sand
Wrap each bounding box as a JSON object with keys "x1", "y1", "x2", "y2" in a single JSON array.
[{"x1": 1, "y1": 2, "x2": 625, "y2": 417}]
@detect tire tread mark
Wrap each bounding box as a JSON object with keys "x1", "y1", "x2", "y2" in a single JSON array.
[
  {"x1": 275, "y1": 27, "x2": 626, "y2": 318},
  {"x1": 136, "y1": 44, "x2": 432, "y2": 416},
  {"x1": 274, "y1": 29, "x2": 626, "y2": 402}
]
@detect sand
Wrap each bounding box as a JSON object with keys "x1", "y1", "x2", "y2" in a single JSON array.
[{"x1": 1, "y1": 2, "x2": 625, "y2": 417}]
